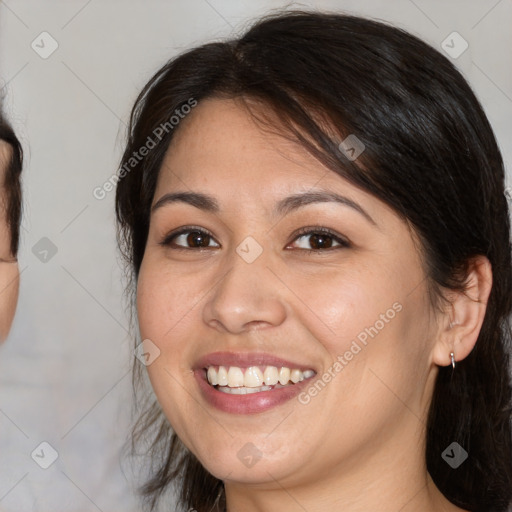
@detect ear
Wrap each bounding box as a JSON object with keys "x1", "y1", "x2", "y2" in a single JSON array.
[{"x1": 431, "y1": 255, "x2": 492, "y2": 367}]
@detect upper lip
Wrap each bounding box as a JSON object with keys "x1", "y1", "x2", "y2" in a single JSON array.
[{"x1": 193, "y1": 351, "x2": 316, "y2": 371}]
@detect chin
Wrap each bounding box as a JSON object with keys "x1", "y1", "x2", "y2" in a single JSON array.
[{"x1": 189, "y1": 434, "x2": 300, "y2": 484}]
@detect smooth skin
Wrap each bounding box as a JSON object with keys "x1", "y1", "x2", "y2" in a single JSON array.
[
  {"x1": 137, "y1": 97, "x2": 491, "y2": 512},
  {"x1": 0, "y1": 141, "x2": 19, "y2": 343}
]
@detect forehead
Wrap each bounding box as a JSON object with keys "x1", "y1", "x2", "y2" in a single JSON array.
[{"x1": 155, "y1": 97, "x2": 362, "y2": 202}]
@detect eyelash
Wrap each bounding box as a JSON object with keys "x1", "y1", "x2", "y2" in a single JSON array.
[{"x1": 159, "y1": 225, "x2": 350, "y2": 253}]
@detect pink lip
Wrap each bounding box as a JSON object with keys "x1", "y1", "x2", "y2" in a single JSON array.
[{"x1": 193, "y1": 351, "x2": 317, "y2": 415}]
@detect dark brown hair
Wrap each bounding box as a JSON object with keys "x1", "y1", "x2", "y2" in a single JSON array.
[
  {"x1": 0, "y1": 102, "x2": 23, "y2": 257},
  {"x1": 116, "y1": 11, "x2": 512, "y2": 512}
]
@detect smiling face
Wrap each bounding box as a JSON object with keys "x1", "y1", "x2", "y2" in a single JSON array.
[
  {"x1": 136, "y1": 97, "x2": 442, "y2": 491},
  {"x1": 0, "y1": 141, "x2": 19, "y2": 343}
]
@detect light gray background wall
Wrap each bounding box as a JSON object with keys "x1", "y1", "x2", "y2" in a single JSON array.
[{"x1": 0, "y1": 1, "x2": 510, "y2": 511}]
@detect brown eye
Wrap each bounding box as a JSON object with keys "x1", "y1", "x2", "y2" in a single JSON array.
[
  {"x1": 307, "y1": 233, "x2": 335, "y2": 250},
  {"x1": 161, "y1": 227, "x2": 220, "y2": 249},
  {"x1": 289, "y1": 227, "x2": 350, "y2": 252},
  {"x1": 186, "y1": 231, "x2": 211, "y2": 248}
]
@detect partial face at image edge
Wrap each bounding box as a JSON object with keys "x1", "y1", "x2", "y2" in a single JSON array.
[{"x1": 0, "y1": 140, "x2": 20, "y2": 343}]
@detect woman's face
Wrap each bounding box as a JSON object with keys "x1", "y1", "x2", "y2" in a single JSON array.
[
  {"x1": 137, "y1": 97, "x2": 441, "y2": 488},
  {"x1": 0, "y1": 142, "x2": 19, "y2": 343}
]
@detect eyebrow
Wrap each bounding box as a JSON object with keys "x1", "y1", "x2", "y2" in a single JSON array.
[{"x1": 152, "y1": 190, "x2": 376, "y2": 225}]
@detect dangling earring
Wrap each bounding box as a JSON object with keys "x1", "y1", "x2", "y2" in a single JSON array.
[{"x1": 450, "y1": 351, "x2": 456, "y2": 369}]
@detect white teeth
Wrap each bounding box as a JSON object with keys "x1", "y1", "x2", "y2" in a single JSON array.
[
  {"x1": 219, "y1": 385, "x2": 273, "y2": 395},
  {"x1": 244, "y1": 367, "x2": 263, "y2": 387},
  {"x1": 207, "y1": 367, "x2": 218, "y2": 386},
  {"x1": 206, "y1": 365, "x2": 316, "y2": 388},
  {"x1": 227, "y1": 366, "x2": 244, "y2": 387},
  {"x1": 278, "y1": 367, "x2": 291, "y2": 385},
  {"x1": 290, "y1": 369, "x2": 302, "y2": 383},
  {"x1": 263, "y1": 366, "x2": 279, "y2": 386},
  {"x1": 217, "y1": 366, "x2": 228, "y2": 386}
]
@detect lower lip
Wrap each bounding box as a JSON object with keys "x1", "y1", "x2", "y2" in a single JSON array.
[{"x1": 194, "y1": 370, "x2": 313, "y2": 414}]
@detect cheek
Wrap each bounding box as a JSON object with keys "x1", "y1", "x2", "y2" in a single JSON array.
[
  {"x1": 136, "y1": 258, "x2": 201, "y2": 343},
  {"x1": 136, "y1": 258, "x2": 202, "y2": 421},
  {"x1": 328, "y1": 284, "x2": 432, "y2": 426},
  {"x1": 296, "y1": 263, "x2": 409, "y2": 356},
  {"x1": 298, "y1": 260, "x2": 431, "y2": 409}
]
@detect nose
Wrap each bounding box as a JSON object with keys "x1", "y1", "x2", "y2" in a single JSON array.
[{"x1": 202, "y1": 244, "x2": 287, "y2": 334}]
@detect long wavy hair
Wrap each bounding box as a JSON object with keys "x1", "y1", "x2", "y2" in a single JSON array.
[{"x1": 116, "y1": 11, "x2": 512, "y2": 512}]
